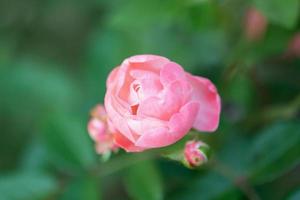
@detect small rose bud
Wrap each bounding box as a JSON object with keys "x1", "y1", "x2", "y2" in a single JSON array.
[
  {"x1": 286, "y1": 33, "x2": 300, "y2": 58},
  {"x1": 87, "y1": 104, "x2": 119, "y2": 156},
  {"x1": 184, "y1": 140, "x2": 209, "y2": 168},
  {"x1": 244, "y1": 7, "x2": 268, "y2": 41}
]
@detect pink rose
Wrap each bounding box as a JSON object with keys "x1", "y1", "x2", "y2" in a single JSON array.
[
  {"x1": 184, "y1": 140, "x2": 208, "y2": 168},
  {"x1": 87, "y1": 104, "x2": 119, "y2": 154},
  {"x1": 244, "y1": 7, "x2": 268, "y2": 41},
  {"x1": 105, "y1": 55, "x2": 221, "y2": 152}
]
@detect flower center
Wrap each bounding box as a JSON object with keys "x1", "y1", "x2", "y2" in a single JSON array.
[
  {"x1": 133, "y1": 83, "x2": 141, "y2": 92},
  {"x1": 131, "y1": 104, "x2": 139, "y2": 115}
]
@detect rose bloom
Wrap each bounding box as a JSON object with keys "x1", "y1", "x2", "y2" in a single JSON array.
[
  {"x1": 184, "y1": 140, "x2": 208, "y2": 168},
  {"x1": 105, "y1": 55, "x2": 221, "y2": 152},
  {"x1": 87, "y1": 105, "x2": 119, "y2": 154},
  {"x1": 245, "y1": 7, "x2": 267, "y2": 41}
]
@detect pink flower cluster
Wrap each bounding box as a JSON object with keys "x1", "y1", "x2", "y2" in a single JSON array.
[
  {"x1": 87, "y1": 55, "x2": 221, "y2": 154},
  {"x1": 87, "y1": 105, "x2": 119, "y2": 154}
]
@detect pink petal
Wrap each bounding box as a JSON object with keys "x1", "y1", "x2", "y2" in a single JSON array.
[
  {"x1": 105, "y1": 92, "x2": 135, "y2": 142},
  {"x1": 129, "y1": 69, "x2": 159, "y2": 80},
  {"x1": 135, "y1": 102, "x2": 199, "y2": 148},
  {"x1": 124, "y1": 54, "x2": 170, "y2": 73},
  {"x1": 114, "y1": 132, "x2": 144, "y2": 152},
  {"x1": 106, "y1": 67, "x2": 120, "y2": 89},
  {"x1": 134, "y1": 127, "x2": 170, "y2": 148},
  {"x1": 139, "y1": 78, "x2": 163, "y2": 100},
  {"x1": 127, "y1": 54, "x2": 169, "y2": 63},
  {"x1": 160, "y1": 62, "x2": 186, "y2": 86},
  {"x1": 168, "y1": 101, "x2": 200, "y2": 136},
  {"x1": 87, "y1": 118, "x2": 106, "y2": 142},
  {"x1": 127, "y1": 117, "x2": 167, "y2": 136},
  {"x1": 187, "y1": 74, "x2": 221, "y2": 132},
  {"x1": 138, "y1": 80, "x2": 192, "y2": 120},
  {"x1": 128, "y1": 75, "x2": 163, "y2": 103}
]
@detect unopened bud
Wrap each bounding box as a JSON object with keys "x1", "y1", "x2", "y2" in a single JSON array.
[
  {"x1": 286, "y1": 33, "x2": 300, "y2": 58},
  {"x1": 244, "y1": 7, "x2": 267, "y2": 41},
  {"x1": 183, "y1": 140, "x2": 210, "y2": 168}
]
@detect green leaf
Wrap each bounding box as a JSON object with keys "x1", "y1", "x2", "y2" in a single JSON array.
[
  {"x1": 253, "y1": 0, "x2": 299, "y2": 28},
  {"x1": 41, "y1": 114, "x2": 96, "y2": 172},
  {"x1": 216, "y1": 134, "x2": 253, "y2": 176},
  {"x1": 20, "y1": 140, "x2": 48, "y2": 171},
  {"x1": 0, "y1": 59, "x2": 81, "y2": 119},
  {"x1": 60, "y1": 176, "x2": 101, "y2": 200},
  {"x1": 226, "y1": 72, "x2": 255, "y2": 109},
  {"x1": 124, "y1": 161, "x2": 163, "y2": 200},
  {"x1": 287, "y1": 189, "x2": 300, "y2": 200},
  {"x1": 0, "y1": 172, "x2": 57, "y2": 200},
  {"x1": 249, "y1": 121, "x2": 300, "y2": 183},
  {"x1": 172, "y1": 172, "x2": 239, "y2": 200},
  {"x1": 108, "y1": 0, "x2": 184, "y2": 30}
]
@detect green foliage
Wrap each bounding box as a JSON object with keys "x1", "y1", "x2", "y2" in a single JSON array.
[
  {"x1": 60, "y1": 176, "x2": 101, "y2": 200},
  {"x1": 124, "y1": 161, "x2": 163, "y2": 200},
  {"x1": 41, "y1": 114, "x2": 96, "y2": 171},
  {"x1": 0, "y1": 172, "x2": 57, "y2": 200},
  {"x1": 249, "y1": 121, "x2": 300, "y2": 183},
  {"x1": 0, "y1": 0, "x2": 300, "y2": 199},
  {"x1": 287, "y1": 189, "x2": 300, "y2": 200},
  {"x1": 253, "y1": 0, "x2": 299, "y2": 28},
  {"x1": 172, "y1": 172, "x2": 240, "y2": 200}
]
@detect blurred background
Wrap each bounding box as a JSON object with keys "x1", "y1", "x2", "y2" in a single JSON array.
[{"x1": 0, "y1": 0, "x2": 300, "y2": 199}]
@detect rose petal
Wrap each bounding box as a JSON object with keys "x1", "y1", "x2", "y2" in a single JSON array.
[
  {"x1": 168, "y1": 101, "x2": 199, "y2": 136},
  {"x1": 87, "y1": 118, "x2": 106, "y2": 142},
  {"x1": 160, "y1": 62, "x2": 186, "y2": 86},
  {"x1": 135, "y1": 102, "x2": 199, "y2": 148},
  {"x1": 114, "y1": 132, "x2": 144, "y2": 152},
  {"x1": 127, "y1": 117, "x2": 167, "y2": 136},
  {"x1": 187, "y1": 74, "x2": 221, "y2": 132},
  {"x1": 106, "y1": 67, "x2": 120, "y2": 89},
  {"x1": 105, "y1": 93, "x2": 136, "y2": 142},
  {"x1": 138, "y1": 80, "x2": 191, "y2": 120}
]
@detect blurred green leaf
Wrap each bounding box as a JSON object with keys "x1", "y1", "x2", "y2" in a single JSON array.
[
  {"x1": 287, "y1": 189, "x2": 300, "y2": 200},
  {"x1": 124, "y1": 161, "x2": 163, "y2": 200},
  {"x1": 226, "y1": 72, "x2": 255, "y2": 108},
  {"x1": 217, "y1": 134, "x2": 253, "y2": 176},
  {"x1": 108, "y1": 0, "x2": 184, "y2": 30},
  {"x1": 60, "y1": 176, "x2": 101, "y2": 200},
  {"x1": 0, "y1": 172, "x2": 57, "y2": 200},
  {"x1": 0, "y1": 60, "x2": 81, "y2": 170},
  {"x1": 249, "y1": 121, "x2": 300, "y2": 183},
  {"x1": 84, "y1": 28, "x2": 139, "y2": 105},
  {"x1": 245, "y1": 27, "x2": 292, "y2": 63},
  {"x1": 172, "y1": 172, "x2": 239, "y2": 200},
  {"x1": 191, "y1": 29, "x2": 228, "y2": 67},
  {"x1": 253, "y1": 0, "x2": 299, "y2": 28},
  {"x1": 20, "y1": 140, "x2": 48, "y2": 171},
  {"x1": 41, "y1": 114, "x2": 96, "y2": 172},
  {"x1": 0, "y1": 59, "x2": 81, "y2": 116}
]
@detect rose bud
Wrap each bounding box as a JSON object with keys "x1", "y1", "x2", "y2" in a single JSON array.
[
  {"x1": 244, "y1": 7, "x2": 268, "y2": 41},
  {"x1": 285, "y1": 33, "x2": 300, "y2": 58},
  {"x1": 87, "y1": 104, "x2": 119, "y2": 155},
  {"x1": 184, "y1": 140, "x2": 209, "y2": 168},
  {"x1": 105, "y1": 55, "x2": 221, "y2": 152}
]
